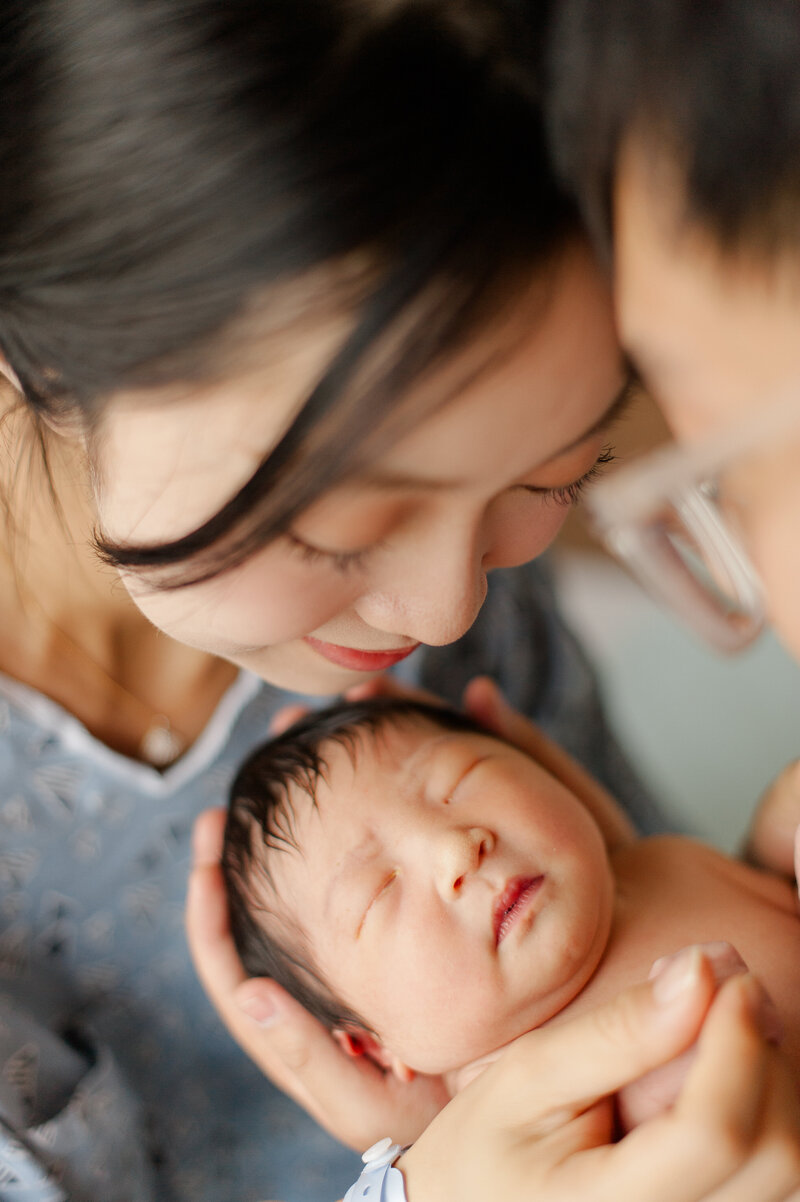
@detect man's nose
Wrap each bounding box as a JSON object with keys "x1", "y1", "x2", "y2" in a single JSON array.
[{"x1": 434, "y1": 825, "x2": 495, "y2": 899}]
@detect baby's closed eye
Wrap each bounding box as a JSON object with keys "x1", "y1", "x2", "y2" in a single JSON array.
[{"x1": 356, "y1": 869, "x2": 398, "y2": 937}]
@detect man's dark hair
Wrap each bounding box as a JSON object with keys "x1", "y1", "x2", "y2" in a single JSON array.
[
  {"x1": 1, "y1": 0, "x2": 580, "y2": 586},
  {"x1": 222, "y1": 696, "x2": 488, "y2": 1034},
  {"x1": 548, "y1": 0, "x2": 800, "y2": 258}
]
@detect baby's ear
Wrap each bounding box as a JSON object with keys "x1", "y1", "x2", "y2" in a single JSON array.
[{"x1": 332, "y1": 1027, "x2": 415, "y2": 1083}]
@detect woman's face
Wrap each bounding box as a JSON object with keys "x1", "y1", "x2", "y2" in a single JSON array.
[
  {"x1": 94, "y1": 246, "x2": 627, "y2": 694},
  {"x1": 614, "y1": 142, "x2": 800, "y2": 661}
]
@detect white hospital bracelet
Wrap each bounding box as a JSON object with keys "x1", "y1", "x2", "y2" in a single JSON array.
[{"x1": 343, "y1": 1137, "x2": 408, "y2": 1202}]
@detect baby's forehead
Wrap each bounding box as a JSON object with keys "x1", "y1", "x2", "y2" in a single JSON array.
[
  {"x1": 312, "y1": 714, "x2": 506, "y2": 802},
  {"x1": 326, "y1": 713, "x2": 479, "y2": 769}
]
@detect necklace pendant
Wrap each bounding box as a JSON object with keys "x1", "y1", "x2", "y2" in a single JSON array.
[{"x1": 140, "y1": 715, "x2": 185, "y2": 768}]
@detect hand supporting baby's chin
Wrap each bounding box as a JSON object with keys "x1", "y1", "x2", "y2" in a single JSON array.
[
  {"x1": 616, "y1": 942, "x2": 783, "y2": 1132},
  {"x1": 443, "y1": 942, "x2": 783, "y2": 1124},
  {"x1": 444, "y1": 1048, "x2": 505, "y2": 1096}
]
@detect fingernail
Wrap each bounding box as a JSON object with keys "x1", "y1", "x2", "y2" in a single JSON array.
[
  {"x1": 651, "y1": 946, "x2": 703, "y2": 1005},
  {"x1": 650, "y1": 941, "x2": 745, "y2": 989},
  {"x1": 695, "y1": 941, "x2": 747, "y2": 978},
  {"x1": 238, "y1": 994, "x2": 280, "y2": 1028}
]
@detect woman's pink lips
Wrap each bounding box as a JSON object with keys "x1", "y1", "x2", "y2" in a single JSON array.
[
  {"x1": 494, "y1": 875, "x2": 545, "y2": 946},
  {"x1": 304, "y1": 636, "x2": 420, "y2": 672}
]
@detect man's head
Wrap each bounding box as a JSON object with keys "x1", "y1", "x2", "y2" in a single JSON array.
[
  {"x1": 549, "y1": 1, "x2": 800, "y2": 659},
  {"x1": 223, "y1": 697, "x2": 614, "y2": 1078}
]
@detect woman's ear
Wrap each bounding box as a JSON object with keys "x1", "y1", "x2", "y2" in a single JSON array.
[
  {"x1": 0, "y1": 356, "x2": 87, "y2": 443},
  {"x1": 0, "y1": 354, "x2": 22, "y2": 393},
  {"x1": 332, "y1": 1027, "x2": 416, "y2": 1083}
]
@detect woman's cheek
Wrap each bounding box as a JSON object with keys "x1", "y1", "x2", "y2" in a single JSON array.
[
  {"x1": 119, "y1": 551, "x2": 357, "y2": 650},
  {"x1": 483, "y1": 497, "x2": 571, "y2": 571}
]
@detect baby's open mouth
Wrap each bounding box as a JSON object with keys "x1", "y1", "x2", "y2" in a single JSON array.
[{"x1": 493, "y1": 875, "x2": 544, "y2": 946}]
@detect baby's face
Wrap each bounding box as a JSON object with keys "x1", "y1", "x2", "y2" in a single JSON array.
[{"x1": 268, "y1": 719, "x2": 615, "y2": 1075}]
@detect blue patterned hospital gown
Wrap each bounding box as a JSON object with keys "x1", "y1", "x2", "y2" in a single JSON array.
[{"x1": 0, "y1": 561, "x2": 667, "y2": 1201}]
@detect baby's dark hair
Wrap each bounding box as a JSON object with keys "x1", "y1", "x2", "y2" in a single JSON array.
[{"x1": 222, "y1": 696, "x2": 488, "y2": 1035}]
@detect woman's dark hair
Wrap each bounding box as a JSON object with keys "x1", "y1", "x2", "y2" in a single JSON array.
[
  {"x1": 0, "y1": 0, "x2": 580, "y2": 584},
  {"x1": 548, "y1": 0, "x2": 800, "y2": 260},
  {"x1": 222, "y1": 696, "x2": 489, "y2": 1034}
]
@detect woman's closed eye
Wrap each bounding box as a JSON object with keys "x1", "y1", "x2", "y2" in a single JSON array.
[
  {"x1": 522, "y1": 444, "x2": 617, "y2": 508},
  {"x1": 286, "y1": 532, "x2": 375, "y2": 575},
  {"x1": 285, "y1": 444, "x2": 617, "y2": 574}
]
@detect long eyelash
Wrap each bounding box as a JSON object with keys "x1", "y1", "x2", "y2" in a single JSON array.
[
  {"x1": 288, "y1": 447, "x2": 619, "y2": 567},
  {"x1": 544, "y1": 445, "x2": 617, "y2": 508},
  {"x1": 286, "y1": 534, "x2": 369, "y2": 574}
]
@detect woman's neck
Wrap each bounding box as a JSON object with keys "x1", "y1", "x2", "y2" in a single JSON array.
[
  {"x1": 0, "y1": 393, "x2": 238, "y2": 761},
  {"x1": 0, "y1": 408, "x2": 134, "y2": 626}
]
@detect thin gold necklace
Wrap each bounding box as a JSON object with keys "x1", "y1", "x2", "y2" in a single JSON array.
[{"x1": 21, "y1": 593, "x2": 186, "y2": 768}]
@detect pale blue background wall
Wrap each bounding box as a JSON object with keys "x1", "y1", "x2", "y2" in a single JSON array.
[{"x1": 554, "y1": 551, "x2": 800, "y2": 853}]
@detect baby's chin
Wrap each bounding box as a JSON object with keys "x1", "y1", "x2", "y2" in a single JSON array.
[
  {"x1": 393, "y1": 952, "x2": 612, "y2": 1082},
  {"x1": 389, "y1": 1021, "x2": 530, "y2": 1084},
  {"x1": 380, "y1": 894, "x2": 617, "y2": 1081}
]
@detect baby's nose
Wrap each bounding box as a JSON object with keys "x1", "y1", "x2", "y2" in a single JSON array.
[{"x1": 435, "y1": 826, "x2": 495, "y2": 897}]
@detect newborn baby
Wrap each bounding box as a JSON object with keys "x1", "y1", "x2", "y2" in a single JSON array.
[{"x1": 222, "y1": 698, "x2": 800, "y2": 1123}]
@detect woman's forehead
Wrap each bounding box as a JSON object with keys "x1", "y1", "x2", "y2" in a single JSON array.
[
  {"x1": 92, "y1": 246, "x2": 621, "y2": 546},
  {"x1": 614, "y1": 138, "x2": 800, "y2": 439}
]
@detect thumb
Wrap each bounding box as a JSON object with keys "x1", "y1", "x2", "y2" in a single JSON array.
[{"x1": 486, "y1": 945, "x2": 719, "y2": 1129}]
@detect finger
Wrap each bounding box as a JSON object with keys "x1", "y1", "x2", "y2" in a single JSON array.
[
  {"x1": 746, "y1": 760, "x2": 800, "y2": 875},
  {"x1": 674, "y1": 974, "x2": 769, "y2": 1126},
  {"x1": 486, "y1": 946, "x2": 717, "y2": 1129},
  {"x1": 649, "y1": 939, "x2": 747, "y2": 983},
  {"x1": 269, "y1": 703, "x2": 310, "y2": 735},
  {"x1": 232, "y1": 978, "x2": 448, "y2": 1148},
  {"x1": 576, "y1": 974, "x2": 778, "y2": 1201},
  {"x1": 521, "y1": 1095, "x2": 616, "y2": 1164},
  {"x1": 345, "y1": 676, "x2": 442, "y2": 705},
  {"x1": 187, "y1": 809, "x2": 445, "y2": 1149},
  {"x1": 186, "y1": 842, "x2": 312, "y2": 1070},
  {"x1": 192, "y1": 806, "x2": 227, "y2": 864},
  {"x1": 463, "y1": 676, "x2": 635, "y2": 850},
  {"x1": 648, "y1": 942, "x2": 783, "y2": 1044},
  {"x1": 186, "y1": 815, "x2": 247, "y2": 1001},
  {"x1": 462, "y1": 676, "x2": 583, "y2": 792},
  {"x1": 345, "y1": 676, "x2": 395, "y2": 700},
  {"x1": 705, "y1": 1057, "x2": 800, "y2": 1202},
  {"x1": 198, "y1": 960, "x2": 406, "y2": 1146},
  {"x1": 187, "y1": 809, "x2": 443, "y2": 1148}
]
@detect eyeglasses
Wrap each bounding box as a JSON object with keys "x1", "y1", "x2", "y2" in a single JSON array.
[{"x1": 585, "y1": 392, "x2": 800, "y2": 653}]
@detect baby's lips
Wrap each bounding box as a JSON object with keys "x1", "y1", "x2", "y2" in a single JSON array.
[{"x1": 649, "y1": 941, "x2": 784, "y2": 1046}]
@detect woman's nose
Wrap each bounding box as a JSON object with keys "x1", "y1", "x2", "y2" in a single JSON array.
[
  {"x1": 434, "y1": 826, "x2": 495, "y2": 899},
  {"x1": 356, "y1": 531, "x2": 488, "y2": 646}
]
